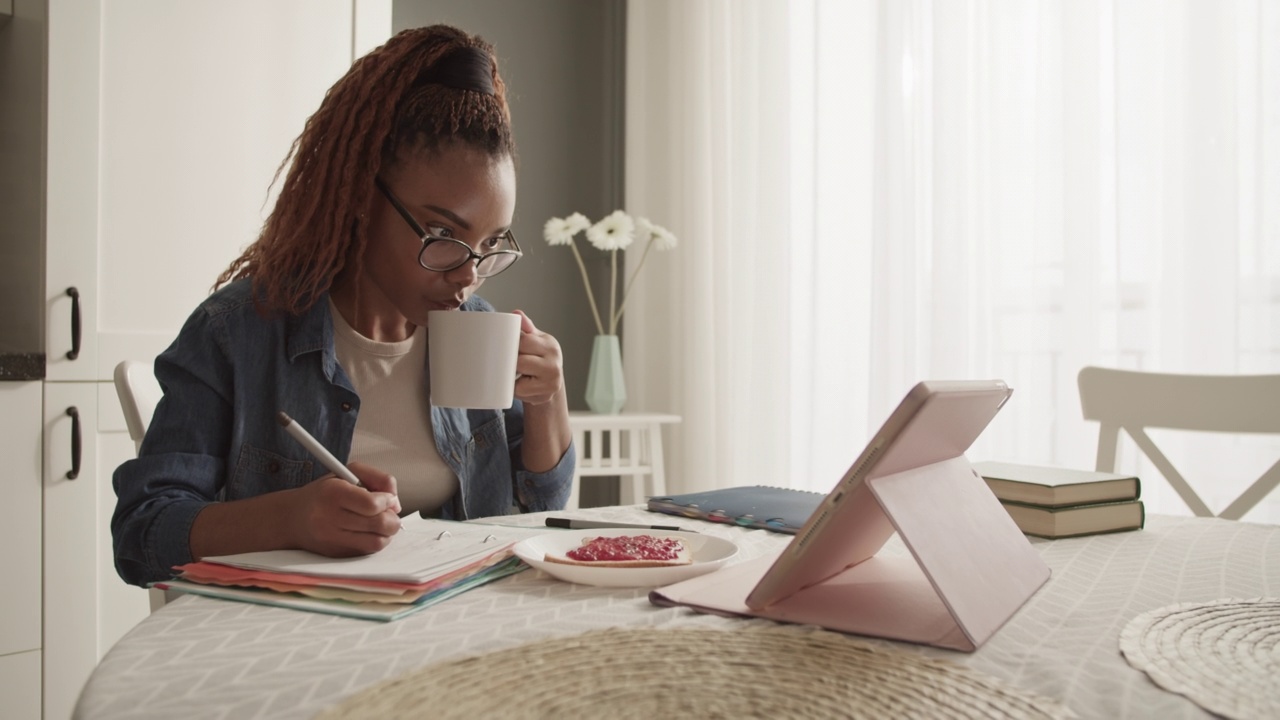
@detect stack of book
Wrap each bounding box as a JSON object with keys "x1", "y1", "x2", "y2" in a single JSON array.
[{"x1": 973, "y1": 461, "x2": 1145, "y2": 539}]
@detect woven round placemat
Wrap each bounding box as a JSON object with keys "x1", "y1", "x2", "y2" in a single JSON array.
[
  {"x1": 1119, "y1": 597, "x2": 1280, "y2": 720},
  {"x1": 318, "y1": 625, "x2": 1072, "y2": 719}
]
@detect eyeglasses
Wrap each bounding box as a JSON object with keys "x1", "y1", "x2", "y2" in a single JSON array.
[{"x1": 374, "y1": 177, "x2": 522, "y2": 278}]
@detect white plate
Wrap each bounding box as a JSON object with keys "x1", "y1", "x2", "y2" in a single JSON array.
[{"x1": 513, "y1": 529, "x2": 738, "y2": 588}]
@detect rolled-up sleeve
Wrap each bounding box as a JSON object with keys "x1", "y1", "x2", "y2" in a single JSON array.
[
  {"x1": 513, "y1": 440, "x2": 576, "y2": 511},
  {"x1": 112, "y1": 455, "x2": 224, "y2": 586},
  {"x1": 499, "y1": 396, "x2": 575, "y2": 512},
  {"x1": 111, "y1": 306, "x2": 234, "y2": 587}
]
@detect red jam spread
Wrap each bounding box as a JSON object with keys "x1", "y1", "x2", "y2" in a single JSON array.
[{"x1": 566, "y1": 535, "x2": 685, "y2": 562}]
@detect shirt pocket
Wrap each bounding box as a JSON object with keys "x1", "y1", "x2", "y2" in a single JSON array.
[
  {"x1": 462, "y1": 415, "x2": 513, "y2": 511},
  {"x1": 468, "y1": 415, "x2": 506, "y2": 456},
  {"x1": 228, "y1": 443, "x2": 314, "y2": 500}
]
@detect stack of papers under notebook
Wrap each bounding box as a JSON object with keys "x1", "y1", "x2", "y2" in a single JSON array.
[{"x1": 154, "y1": 519, "x2": 544, "y2": 621}]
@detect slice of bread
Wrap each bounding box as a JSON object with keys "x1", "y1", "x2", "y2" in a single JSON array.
[{"x1": 543, "y1": 535, "x2": 693, "y2": 568}]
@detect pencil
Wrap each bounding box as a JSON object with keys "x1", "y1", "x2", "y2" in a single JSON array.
[{"x1": 276, "y1": 411, "x2": 362, "y2": 487}]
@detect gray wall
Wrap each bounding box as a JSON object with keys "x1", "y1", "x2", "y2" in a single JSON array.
[
  {"x1": 0, "y1": 2, "x2": 47, "y2": 353},
  {"x1": 393, "y1": 1, "x2": 625, "y2": 413}
]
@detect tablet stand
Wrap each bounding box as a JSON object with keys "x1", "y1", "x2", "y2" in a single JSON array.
[{"x1": 651, "y1": 456, "x2": 1050, "y2": 652}]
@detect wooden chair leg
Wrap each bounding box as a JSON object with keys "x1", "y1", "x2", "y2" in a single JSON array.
[
  {"x1": 622, "y1": 473, "x2": 644, "y2": 505},
  {"x1": 566, "y1": 472, "x2": 582, "y2": 510},
  {"x1": 566, "y1": 428, "x2": 587, "y2": 510},
  {"x1": 647, "y1": 421, "x2": 667, "y2": 499}
]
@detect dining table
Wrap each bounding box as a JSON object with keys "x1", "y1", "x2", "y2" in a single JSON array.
[{"x1": 73, "y1": 505, "x2": 1278, "y2": 719}]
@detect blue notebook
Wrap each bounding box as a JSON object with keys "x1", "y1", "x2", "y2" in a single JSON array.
[{"x1": 646, "y1": 486, "x2": 824, "y2": 534}]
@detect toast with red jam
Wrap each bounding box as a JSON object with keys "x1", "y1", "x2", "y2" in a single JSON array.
[{"x1": 543, "y1": 534, "x2": 692, "y2": 568}]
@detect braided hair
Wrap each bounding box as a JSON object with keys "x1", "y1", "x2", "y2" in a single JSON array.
[{"x1": 215, "y1": 24, "x2": 515, "y2": 315}]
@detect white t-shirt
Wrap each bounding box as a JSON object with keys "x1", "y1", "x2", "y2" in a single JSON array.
[{"x1": 329, "y1": 300, "x2": 457, "y2": 516}]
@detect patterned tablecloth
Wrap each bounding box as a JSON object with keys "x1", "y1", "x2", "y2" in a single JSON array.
[{"x1": 74, "y1": 509, "x2": 1279, "y2": 720}]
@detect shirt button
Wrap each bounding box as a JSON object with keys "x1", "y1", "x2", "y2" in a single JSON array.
[
  {"x1": 525, "y1": 479, "x2": 535, "y2": 488},
  {"x1": 340, "y1": 402, "x2": 352, "y2": 412},
  {"x1": 268, "y1": 460, "x2": 281, "y2": 473}
]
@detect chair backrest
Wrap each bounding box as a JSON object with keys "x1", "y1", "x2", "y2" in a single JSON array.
[
  {"x1": 113, "y1": 360, "x2": 162, "y2": 455},
  {"x1": 112, "y1": 360, "x2": 170, "y2": 611},
  {"x1": 1077, "y1": 366, "x2": 1280, "y2": 520}
]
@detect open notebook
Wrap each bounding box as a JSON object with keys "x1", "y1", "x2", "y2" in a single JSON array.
[{"x1": 650, "y1": 380, "x2": 1051, "y2": 652}]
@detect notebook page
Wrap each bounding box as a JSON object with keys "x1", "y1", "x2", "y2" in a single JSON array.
[{"x1": 201, "y1": 518, "x2": 541, "y2": 584}]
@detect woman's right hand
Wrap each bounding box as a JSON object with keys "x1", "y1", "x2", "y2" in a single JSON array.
[{"x1": 286, "y1": 461, "x2": 402, "y2": 557}]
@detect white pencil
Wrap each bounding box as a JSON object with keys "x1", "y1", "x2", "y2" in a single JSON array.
[{"x1": 276, "y1": 411, "x2": 362, "y2": 487}]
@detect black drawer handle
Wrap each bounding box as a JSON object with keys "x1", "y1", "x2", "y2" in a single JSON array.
[
  {"x1": 66, "y1": 287, "x2": 81, "y2": 361},
  {"x1": 66, "y1": 406, "x2": 81, "y2": 480}
]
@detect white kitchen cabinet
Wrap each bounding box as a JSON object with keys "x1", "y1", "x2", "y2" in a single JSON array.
[
  {"x1": 32, "y1": 2, "x2": 391, "y2": 718},
  {"x1": 41, "y1": 382, "x2": 139, "y2": 720},
  {"x1": 0, "y1": 382, "x2": 41, "y2": 657},
  {"x1": 0, "y1": 651, "x2": 41, "y2": 720},
  {"x1": 41, "y1": 382, "x2": 152, "y2": 720},
  {"x1": 0, "y1": 382, "x2": 42, "y2": 720},
  {"x1": 45, "y1": 0, "x2": 368, "y2": 379}
]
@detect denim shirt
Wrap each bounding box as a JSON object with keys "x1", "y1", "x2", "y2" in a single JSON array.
[{"x1": 111, "y1": 279, "x2": 574, "y2": 587}]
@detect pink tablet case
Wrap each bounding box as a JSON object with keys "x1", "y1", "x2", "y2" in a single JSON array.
[{"x1": 650, "y1": 381, "x2": 1050, "y2": 652}]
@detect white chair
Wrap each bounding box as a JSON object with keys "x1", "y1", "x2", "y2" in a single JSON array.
[
  {"x1": 112, "y1": 360, "x2": 170, "y2": 610},
  {"x1": 566, "y1": 412, "x2": 682, "y2": 509},
  {"x1": 1077, "y1": 366, "x2": 1280, "y2": 520},
  {"x1": 114, "y1": 359, "x2": 162, "y2": 455}
]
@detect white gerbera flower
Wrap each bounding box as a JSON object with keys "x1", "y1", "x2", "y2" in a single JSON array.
[
  {"x1": 634, "y1": 216, "x2": 654, "y2": 244},
  {"x1": 650, "y1": 223, "x2": 678, "y2": 250},
  {"x1": 544, "y1": 208, "x2": 679, "y2": 336},
  {"x1": 543, "y1": 216, "x2": 580, "y2": 246},
  {"x1": 585, "y1": 210, "x2": 636, "y2": 251},
  {"x1": 565, "y1": 212, "x2": 590, "y2": 235}
]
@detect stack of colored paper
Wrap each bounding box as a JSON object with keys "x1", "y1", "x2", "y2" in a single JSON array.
[{"x1": 154, "y1": 519, "x2": 544, "y2": 621}]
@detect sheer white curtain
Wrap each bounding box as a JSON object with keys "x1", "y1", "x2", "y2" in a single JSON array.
[
  {"x1": 623, "y1": 0, "x2": 798, "y2": 498},
  {"x1": 625, "y1": 0, "x2": 1280, "y2": 522}
]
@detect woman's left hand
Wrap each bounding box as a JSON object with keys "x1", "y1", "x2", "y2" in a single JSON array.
[{"x1": 513, "y1": 310, "x2": 565, "y2": 406}]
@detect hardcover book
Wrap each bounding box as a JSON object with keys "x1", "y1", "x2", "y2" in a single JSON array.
[
  {"x1": 973, "y1": 461, "x2": 1140, "y2": 507},
  {"x1": 1000, "y1": 499, "x2": 1145, "y2": 539}
]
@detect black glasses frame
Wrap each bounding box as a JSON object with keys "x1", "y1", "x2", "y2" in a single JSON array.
[{"x1": 374, "y1": 177, "x2": 522, "y2": 278}]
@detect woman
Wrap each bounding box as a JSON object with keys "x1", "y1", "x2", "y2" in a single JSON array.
[{"x1": 112, "y1": 25, "x2": 574, "y2": 587}]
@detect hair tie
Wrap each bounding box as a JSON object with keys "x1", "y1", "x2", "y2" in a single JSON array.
[{"x1": 420, "y1": 45, "x2": 495, "y2": 96}]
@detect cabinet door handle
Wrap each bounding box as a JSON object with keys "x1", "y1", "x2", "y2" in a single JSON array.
[
  {"x1": 66, "y1": 406, "x2": 82, "y2": 480},
  {"x1": 66, "y1": 287, "x2": 82, "y2": 360}
]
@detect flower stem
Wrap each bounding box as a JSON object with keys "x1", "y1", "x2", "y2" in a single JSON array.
[
  {"x1": 609, "y1": 249, "x2": 618, "y2": 335},
  {"x1": 569, "y1": 240, "x2": 605, "y2": 335},
  {"x1": 611, "y1": 237, "x2": 656, "y2": 329}
]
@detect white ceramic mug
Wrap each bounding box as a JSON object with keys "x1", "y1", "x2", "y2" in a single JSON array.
[{"x1": 427, "y1": 310, "x2": 522, "y2": 409}]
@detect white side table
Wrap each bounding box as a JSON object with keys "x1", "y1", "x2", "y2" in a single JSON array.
[{"x1": 565, "y1": 411, "x2": 682, "y2": 509}]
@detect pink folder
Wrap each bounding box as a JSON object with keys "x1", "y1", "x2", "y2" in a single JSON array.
[{"x1": 650, "y1": 381, "x2": 1050, "y2": 652}]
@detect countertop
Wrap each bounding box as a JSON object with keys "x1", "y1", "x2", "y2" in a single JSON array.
[{"x1": 0, "y1": 352, "x2": 45, "y2": 380}]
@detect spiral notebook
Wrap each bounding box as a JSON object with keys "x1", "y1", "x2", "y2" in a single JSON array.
[{"x1": 647, "y1": 486, "x2": 824, "y2": 534}]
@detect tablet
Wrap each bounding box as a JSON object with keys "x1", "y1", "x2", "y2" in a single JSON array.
[{"x1": 744, "y1": 379, "x2": 1013, "y2": 609}]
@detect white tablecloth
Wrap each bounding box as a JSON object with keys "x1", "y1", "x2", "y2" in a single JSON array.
[{"x1": 75, "y1": 509, "x2": 1279, "y2": 720}]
